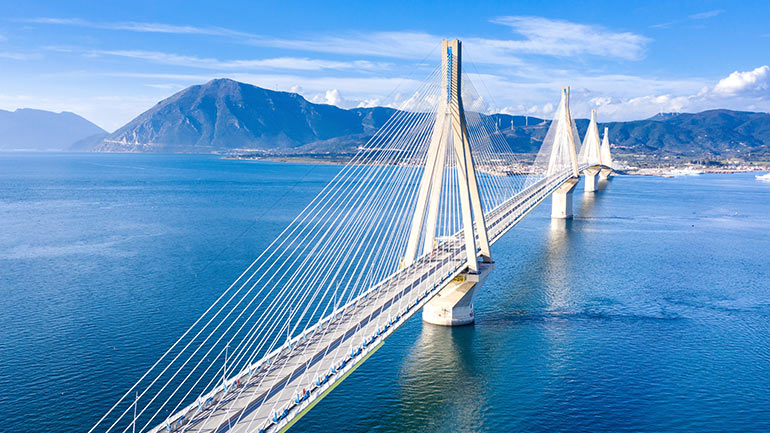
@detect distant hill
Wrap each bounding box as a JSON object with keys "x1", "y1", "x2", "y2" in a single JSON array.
[
  {"x1": 87, "y1": 78, "x2": 546, "y2": 155},
  {"x1": 603, "y1": 109, "x2": 770, "y2": 158},
  {"x1": 0, "y1": 108, "x2": 106, "y2": 151},
  {"x1": 84, "y1": 79, "x2": 770, "y2": 159},
  {"x1": 93, "y1": 79, "x2": 397, "y2": 153}
]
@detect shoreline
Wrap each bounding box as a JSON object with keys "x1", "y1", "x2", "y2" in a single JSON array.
[
  {"x1": 225, "y1": 155, "x2": 769, "y2": 177},
  {"x1": 624, "y1": 166, "x2": 767, "y2": 177}
]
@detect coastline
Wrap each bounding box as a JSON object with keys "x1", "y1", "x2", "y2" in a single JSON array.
[{"x1": 225, "y1": 154, "x2": 769, "y2": 178}]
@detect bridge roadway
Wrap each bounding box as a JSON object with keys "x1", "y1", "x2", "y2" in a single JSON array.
[{"x1": 155, "y1": 166, "x2": 598, "y2": 433}]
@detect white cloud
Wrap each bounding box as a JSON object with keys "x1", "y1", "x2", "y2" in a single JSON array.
[
  {"x1": 12, "y1": 15, "x2": 770, "y2": 127},
  {"x1": 713, "y1": 65, "x2": 770, "y2": 96},
  {"x1": 652, "y1": 9, "x2": 725, "y2": 29},
  {"x1": 27, "y1": 16, "x2": 648, "y2": 67},
  {"x1": 356, "y1": 98, "x2": 385, "y2": 108},
  {"x1": 252, "y1": 20, "x2": 648, "y2": 65},
  {"x1": 586, "y1": 94, "x2": 694, "y2": 120},
  {"x1": 491, "y1": 16, "x2": 650, "y2": 60},
  {"x1": 0, "y1": 51, "x2": 35, "y2": 60},
  {"x1": 13, "y1": 63, "x2": 770, "y2": 130},
  {"x1": 315, "y1": 89, "x2": 344, "y2": 106},
  {"x1": 558, "y1": 66, "x2": 770, "y2": 121},
  {"x1": 92, "y1": 49, "x2": 389, "y2": 71},
  {"x1": 253, "y1": 31, "x2": 442, "y2": 61},
  {"x1": 144, "y1": 83, "x2": 185, "y2": 90},
  {"x1": 25, "y1": 17, "x2": 255, "y2": 38},
  {"x1": 689, "y1": 10, "x2": 725, "y2": 20}
]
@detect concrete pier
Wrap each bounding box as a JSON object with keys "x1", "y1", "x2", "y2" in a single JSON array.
[
  {"x1": 584, "y1": 168, "x2": 600, "y2": 192},
  {"x1": 551, "y1": 178, "x2": 579, "y2": 219},
  {"x1": 422, "y1": 261, "x2": 493, "y2": 326}
]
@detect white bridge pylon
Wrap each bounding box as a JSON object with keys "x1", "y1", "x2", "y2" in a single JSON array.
[
  {"x1": 403, "y1": 39, "x2": 493, "y2": 326},
  {"x1": 581, "y1": 109, "x2": 603, "y2": 192},
  {"x1": 600, "y1": 126, "x2": 613, "y2": 179},
  {"x1": 537, "y1": 87, "x2": 615, "y2": 217},
  {"x1": 404, "y1": 39, "x2": 491, "y2": 273}
]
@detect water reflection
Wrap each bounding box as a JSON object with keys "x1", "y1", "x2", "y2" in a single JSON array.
[
  {"x1": 396, "y1": 323, "x2": 487, "y2": 432},
  {"x1": 542, "y1": 218, "x2": 574, "y2": 311},
  {"x1": 578, "y1": 177, "x2": 609, "y2": 218}
]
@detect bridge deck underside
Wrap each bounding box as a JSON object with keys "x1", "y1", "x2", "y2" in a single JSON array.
[{"x1": 158, "y1": 171, "x2": 579, "y2": 433}]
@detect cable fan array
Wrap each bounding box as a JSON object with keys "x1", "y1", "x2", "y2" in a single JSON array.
[
  {"x1": 89, "y1": 66, "x2": 582, "y2": 433},
  {"x1": 527, "y1": 89, "x2": 582, "y2": 185},
  {"x1": 578, "y1": 110, "x2": 603, "y2": 167}
]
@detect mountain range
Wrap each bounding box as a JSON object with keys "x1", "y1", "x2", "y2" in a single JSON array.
[
  {"x1": 5, "y1": 79, "x2": 770, "y2": 160},
  {"x1": 0, "y1": 108, "x2": 105, "y2": 151}
]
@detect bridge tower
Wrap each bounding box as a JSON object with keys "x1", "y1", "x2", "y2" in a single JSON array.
[
  {"x1": 404, "y1": 39, "x2": 492, "y2": 326},
  {"x1": 581, "y1": 109, "x2": 603, "y2": 192},
  {"x1": 600, "y1": 127, "x2": 613, "y2": 179},
  {"x1": 549, "y1": 86, "x2": 581, "y2": 218}
]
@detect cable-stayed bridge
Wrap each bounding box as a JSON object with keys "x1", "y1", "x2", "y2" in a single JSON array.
[{"x1": 90, "y1": 40, "x2": 614, "y2": 433}]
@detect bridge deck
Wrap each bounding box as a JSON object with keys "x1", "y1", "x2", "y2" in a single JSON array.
[{"x1": 156, "y1": 171, "x2": 580, "y2": 433}]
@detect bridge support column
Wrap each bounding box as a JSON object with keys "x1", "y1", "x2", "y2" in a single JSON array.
[
  {"x1": 423, "y1": 261, "x2": 493, "y2": 326},
  {"x1": 551, "y1": 178, "x2": 579, "y2": 219},
  {"x1": 584, "y1": 167, "x2": 600, "y2": 192},
  {"x1": 599, "y1": 168, "x2": 612, "y2": 180}
]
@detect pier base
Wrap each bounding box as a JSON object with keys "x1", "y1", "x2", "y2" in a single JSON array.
[
  {"x1": 584, "y1": 168, "x2": 600, "y2": 192},
  {"x1": 599, "y1": 168, "x2": 612, "y2": 180},
  {"x1": 422, "y1": 261, "x2": 493, "y2": 326},
  {"x1": 551, "y1": 178, "x2": 579, "y2": 219}
]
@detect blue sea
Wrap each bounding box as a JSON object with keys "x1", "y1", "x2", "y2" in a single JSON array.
[{"x1": 1, "y1": 153, "x2": 769, "y2": 432}]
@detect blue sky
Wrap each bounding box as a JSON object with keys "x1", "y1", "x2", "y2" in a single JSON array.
[{"x1": 1, "y1": 0, "x2": 769, "y2": 131}]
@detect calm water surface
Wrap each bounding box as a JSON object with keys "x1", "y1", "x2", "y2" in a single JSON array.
[{"x1": 1, "y1": 153, "x2": 769, "y2": 432}]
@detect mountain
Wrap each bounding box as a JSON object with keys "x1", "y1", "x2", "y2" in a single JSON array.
[
  {"x1": 602, "y1": 109, "x2": 770, "y2": 158},
  {"x1": 88, "y1": 79, "x2": 770, "y2": 159},
  {"x1": 89, "y1": 78, "x2": 547, "y2": 155},
  {"x1": 93, "y1": 79, "x2": 396, "y2": 153},
  {"x1": 0, "y1": 108, "x2": 106, "y2": 151}
]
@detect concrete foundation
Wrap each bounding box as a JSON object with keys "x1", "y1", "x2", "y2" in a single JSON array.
[
  {"x1": 584, "y1": 169, "x2": 598, "y2": 192},
  {"x1": 422, "y1": 261, "x2": 493, "y2": 326},
  {"x1": 551, "y1": 178, "x2": 579, "y2": 219},
  {"x1": 599, "y1": 168, "x2": 612, "y2": 180}
]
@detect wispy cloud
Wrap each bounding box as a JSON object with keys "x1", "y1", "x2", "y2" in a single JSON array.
[
  {"x1": 27, "y1": 16, "x2": 649, "y2": 65},
  {"x1": 0, "y1": 51, "x2": 39, "y2": 60},
  {"x1": 251, "y1": 31, "x2": 443, "y2": 61},
  {"x1": 144, "y1": 83, "x2": 186, "y2": 90},
  {"x1": 490, "y1": 16, "x2": 650, "y2": 60},
  {"x1": 24, "y1": 17, "x2": 256, "y2": 38},
  {"x1": 16, "y1": 13, "x2": 768, "y2": 126},
  {"x1": 689, "y1": 9, "x2": 725, "y2": 20},
  {"x1": 652, "y1": 9, "x2": 725, "y2": 29},
  {"x1": 90, "y1": 49, "x2": 390, "y2": 71},
  {"x1": 250, "y1": 17, "x2": 650, "y2": 64}
]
